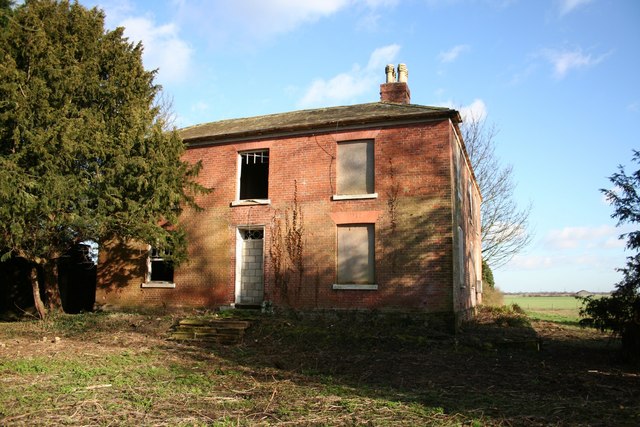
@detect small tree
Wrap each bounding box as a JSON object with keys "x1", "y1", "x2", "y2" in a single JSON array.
[
  {"x1": 482, "y1": 259, "x2": 495, "y2": 289},
  {"x1": 0, "y1": 0, "x2": 203, "y2": 318},
  {"x1": 580, "y1": 150, "x2": 640, "y2": 360}
]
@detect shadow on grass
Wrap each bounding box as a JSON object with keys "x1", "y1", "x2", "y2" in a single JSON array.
[
  {"x1": 8, "y1": 309, "x2": 636, "y2": 426},
  {"x1": 162, "y1": 308, "x2": 639, "y2": 426}
]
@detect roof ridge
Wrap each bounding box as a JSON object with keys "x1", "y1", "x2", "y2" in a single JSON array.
[
  {"x1": 179, "y1": 102, "x2": 454, "y2": 133},
  {"x1": 180, "y1": 102, "x2": 460, "y2": 143}
]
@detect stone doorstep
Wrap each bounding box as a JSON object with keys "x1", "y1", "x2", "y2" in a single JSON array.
[
  {"x1": 169, "y1": 319, "x2": 252, "y2": 344},
  {"x1": 178, "y1": 319, "x2": 252, "y2": 328}
]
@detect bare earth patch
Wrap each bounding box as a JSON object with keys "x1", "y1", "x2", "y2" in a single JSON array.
[{"x1": 0, "y1": 309, "x2": 638, "y2": 426}]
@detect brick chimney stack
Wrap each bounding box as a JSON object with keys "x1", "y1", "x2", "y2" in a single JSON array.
[{"x1": 380, "y1": 63, "x2": 410, "y2": 104}]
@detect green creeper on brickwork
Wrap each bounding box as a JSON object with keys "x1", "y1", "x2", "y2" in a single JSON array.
[{"x1": 0, "y1": 0, "x2": 204, "y2": 318}]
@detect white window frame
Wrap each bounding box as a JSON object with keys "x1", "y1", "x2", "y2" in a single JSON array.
[{"x1": 141, "y1": 246, "x2": 176, "y2": 288}]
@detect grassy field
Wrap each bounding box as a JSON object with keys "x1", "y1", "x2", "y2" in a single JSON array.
[
  {"x1": 503, "y1": 295, "x2": 584, "y2": 324},
  {"x1": 0, "y1": 309, "x2": 638, "y2": 426}
]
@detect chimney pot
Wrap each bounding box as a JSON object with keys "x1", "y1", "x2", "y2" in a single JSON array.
[
  {"x1": 397, "y1": 63, "x2": 408, "y2": 83},
  {"x1": 385, "y1": 64, "x2": 396, "y2": 83}
]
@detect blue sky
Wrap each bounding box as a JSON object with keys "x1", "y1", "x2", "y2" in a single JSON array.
[{"x1": 84, "y1": 0, "x2": 640, "y2": 293}]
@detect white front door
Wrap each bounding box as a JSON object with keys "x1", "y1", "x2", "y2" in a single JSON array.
[{"x1": 235, "y1": 228, "x2": 264, "y2": 305}]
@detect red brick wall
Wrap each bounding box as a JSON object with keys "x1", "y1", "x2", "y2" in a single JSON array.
[
  {"x1": 96, "y1": 119, "x2": 465, "y2": 314},
  {"x1": 450, "y1": 124, "x2": 483, "y2": 323}
]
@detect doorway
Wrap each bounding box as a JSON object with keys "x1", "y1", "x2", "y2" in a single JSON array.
[{"x1": 235, "y1": 228, "x2": 264, "y2": 306}]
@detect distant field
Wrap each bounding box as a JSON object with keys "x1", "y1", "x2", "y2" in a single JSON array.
[
  {"x1": 503, "y1": 295, "x2": 584, "y2": 324},
  {"x1": 504, "y1": 296, "x2": 582, "y2": 310}
]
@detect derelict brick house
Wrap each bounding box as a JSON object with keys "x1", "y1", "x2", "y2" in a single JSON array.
[{"x1": 96, "y1": 64, "x2": 482, "y2": 325}]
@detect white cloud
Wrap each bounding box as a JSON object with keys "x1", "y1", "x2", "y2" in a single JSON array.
[
  {"x1": 120, "y1": 17, "x2": 192, "y2": 84},
  {"x1": 172, "y1": 0, "x2": 350, "y2": 44},
  {"x1": 87, "y1": 0, "x2": 134, "y2": 28},
  {"x1": 504, "y1": 252, "x2": 620, "y2": 271},
  {"x1": 239, "y1": 0, "x2": 350, "y2": 36},
  {"x1": 507, "y1": 63, "x2": 537, "y2": 86},
  {"x1": 356, "y1": 12, "x2": 382, "y2": 31},
  {"x1": 507, "y1": 254, "x2": 555, "y2": 270},
  {"x1": 544, "y1": 225, "x2": 624, "y2": 250},
  {"x1": 363, "y1": 0, "x2": 400, "y2": 7},
  {"x1": 367, "y1": 44, "x2": 401, "y2": 70},
  {"x1": 557, "y1": 0, "x2": 594, "y2": 17},
  {"x1": 434, "y1": 98, "x2": 487, "y2": 122},
  {"x1": 298, "y1": 44, "x2": 401, "y2": 108},
  {"x1": 170, "y1": 0, "x2": 399, "y2": 47},
  {"x1": 438, "y1": 44, "x2": 470, "y2": 63},
  {"x1": 541, "y1": 48, "x2": 608, "y2": 79},
  {"x1": 357, "y1": 0, "x2": 401, "y2": 31},
  {"x1": 459, "y1": 99, "x2": 487, "y2": 122},
  {"x1": 628, "y1": 102, "x2": 640, "y2": 113},
  {"x1": 191, "y1": 101, "x2": 210, "y2": 112},
  {"x1": 425, "y1": 0, "x2": 462, "y2": 6}
]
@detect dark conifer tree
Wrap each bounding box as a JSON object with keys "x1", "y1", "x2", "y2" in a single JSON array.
[
  {"x1": 0, "y1": 0, "x2": 203, "y2": 317},
  {"x1": 580, "y1": 150, "x2": 640, "y2": 360}
]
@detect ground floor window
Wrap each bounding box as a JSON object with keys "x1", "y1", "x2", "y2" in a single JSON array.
[
  {"x1": 337, "y1": 224, "x2": 375, "y2": 284},
  {"x1": 149, "y1": 247, "x2": 174, "y2": 283}
]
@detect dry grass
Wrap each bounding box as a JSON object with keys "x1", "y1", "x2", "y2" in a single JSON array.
[
  {"x1": 0, "y1": 309, "x2": 638, "y2": 426},
  {"x1": 481, "y1": 285, "x2": 504, "y2": 307}
]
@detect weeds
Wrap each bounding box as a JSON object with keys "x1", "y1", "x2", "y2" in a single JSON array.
[{"x1": 478, "y1": 304, "x2": 531, "y2": 328}]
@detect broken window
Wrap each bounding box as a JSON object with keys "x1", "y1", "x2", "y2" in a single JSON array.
[
  {"x1": 239, "y1": 150, "x2": 269, "y2": 200},
  {"x1": 337, "y1": 140, "x2": 374, "y2": 195},
  {"x1": 149, "y1": 247, "x2": 174, "y2": 283},
  {"x1": 337, "y1": 224, "x2": 375, "y2": 284}
]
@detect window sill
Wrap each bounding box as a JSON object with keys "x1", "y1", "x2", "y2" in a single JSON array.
[
  {"x1": 332, "y1": 284, "x2": 378, "y2": 290},
  {"x1": 332, "y1": 193, "x2": 378, "y2": 201},
  {"x1": 141, "y1": 282, "x2": 176, "y2": 289},
  {"x1": 231, "y1": 199, "x2": 271, "y2": 207}
]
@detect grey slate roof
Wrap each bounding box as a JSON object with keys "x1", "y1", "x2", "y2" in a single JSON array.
[{"x1": 179, "y1": 102, "x2": 461, "y2": 145}]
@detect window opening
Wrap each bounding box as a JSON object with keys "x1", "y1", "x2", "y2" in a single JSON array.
[
  {"x1": 149, "y1": 247, "x2": 174, "y2": 282},
  {"x1": 239, "y1": 150, "x2": 269, "y2": 200}
]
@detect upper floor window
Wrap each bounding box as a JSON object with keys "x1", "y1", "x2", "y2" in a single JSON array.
[
  {"x1": 238, "y1": 150, "x2": 269, "y2": 200},
  {"x1": 334, "y1": 140, "x2": 376, "y2": 199}
]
